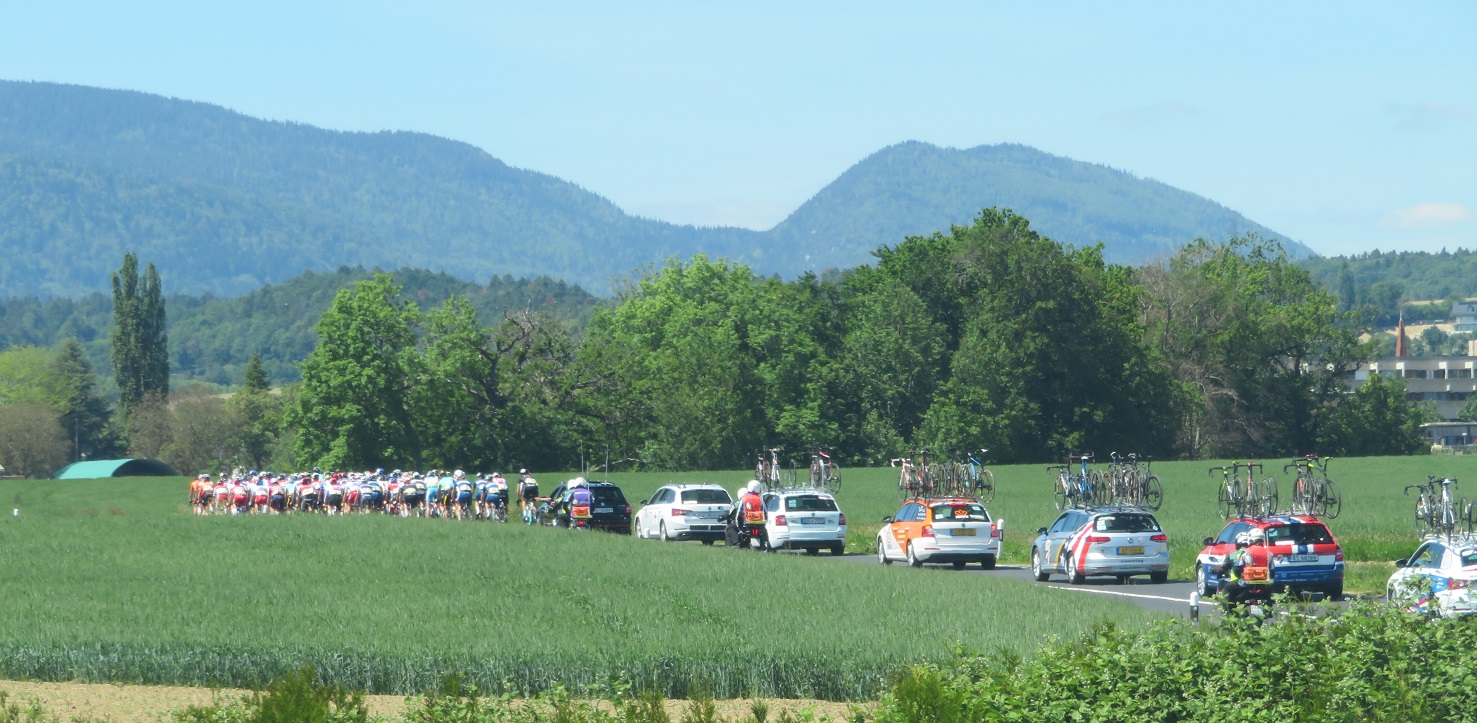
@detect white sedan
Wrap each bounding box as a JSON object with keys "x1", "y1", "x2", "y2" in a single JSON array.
[{"x1": 1387, "y1": 535, "x2": 1477, "y2": 617}]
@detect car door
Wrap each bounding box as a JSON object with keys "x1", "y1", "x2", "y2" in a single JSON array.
[
  {"x1": 640, "y1": 487, "x2": 670, "y2": 535},
  {"x1": 1393, "y1": 542, "x2": 1444, "y2": 604},
  {"x1": 889, "y1": 503, "x2": 920, "y2": 552},
  {"x1": 1043, "y1": 512, "x2": 1077, "y2": 571}
]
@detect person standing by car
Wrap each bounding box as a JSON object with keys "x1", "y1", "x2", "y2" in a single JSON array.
[{"x1": 1218, "y1": 529, "x2": 1270, "y2": 607}]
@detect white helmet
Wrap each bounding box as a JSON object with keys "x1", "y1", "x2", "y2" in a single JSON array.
[
  {"x1": 1245, "y1": 528, "x2": 1266, "y2": 544},
  {"x1": 570, "y1": 477, "x2": 587, "y2": 489},
  {"x1": 746, "y1": 480, "x2": 762, "y2": 494}
]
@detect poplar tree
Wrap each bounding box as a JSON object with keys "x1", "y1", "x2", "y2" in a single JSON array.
[{"x1": 110, "y1": 253, "x2": 169, "y2": 417}]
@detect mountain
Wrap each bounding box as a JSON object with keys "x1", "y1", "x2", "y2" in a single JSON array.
[
  {"x1": 0, "y1": 266, "x2": 600, "y2": 387},
  {"x1": 0, "y1": 81, "x2": 1310, "y2": 298},
  {"x1": 770, "y1": 142, "x2": 1312, "y2": 266}
]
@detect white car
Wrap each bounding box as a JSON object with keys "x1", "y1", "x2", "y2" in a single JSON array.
[
  {"x1": 762, "y1": 489, "x2": 847, "y2": 555},
  {"x1": 1387, "y1": 535, "x2": 1477, "y2": 617},
  {"x1": 633, "y1": 483, "x2": 732, "y2": 544},
  {"x1": 878, "y1": 497, "x2": 1003, "y2": 569}
]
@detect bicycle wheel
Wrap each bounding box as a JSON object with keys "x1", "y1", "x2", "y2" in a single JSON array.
[
  {"x1": 829, "y1": 463, "x2": 842, "y2": 493},
  {"x1": 1143, "y1": 475, "x2": 1162, "y2": 511},
  {"x1": 1089, "y1": 471, "x2": 1105, "y2": 507},
  {"x1": 1318, "y1": 479, "x2": 1341, "y2": 519},
  {"x1": 1217, "y1": 483, "x2": 1233, "y2": 519},
  {"x1": 1416, "y1": 493, "x2": 1432, "y2": 536},
  {"x1": 978, "y1": 469, "x2": 995, "y2": 504},
  {"x1": 1054, "y1": 474, "x2": 1070, "y2": 511},
  {"x1": 1258, "y1": 478, "x2": 1279, "y2": 517}
]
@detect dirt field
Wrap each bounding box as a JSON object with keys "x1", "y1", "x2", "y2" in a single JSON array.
[{"x1": 0, "y1": 680, "x2": 863, "y2": 722}]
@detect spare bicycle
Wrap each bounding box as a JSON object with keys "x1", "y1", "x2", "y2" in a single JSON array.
[
  {"x1": 1210, "y1": 462, "x2": 1277, "y2": 519},
  {"x1": 1405, "y1": 476, "x2": 1467, "y2": 537},
  {"x1": 1285, "y1": 454, "x2": 1341, "y2": 518},
  {"x1": 807, "y1": 446, "x2": 841, "y2": 493}
]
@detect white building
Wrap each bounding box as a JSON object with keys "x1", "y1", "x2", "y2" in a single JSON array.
[{"x1": 1350, "y1": 357, "x2": 1477, "y2": 420}]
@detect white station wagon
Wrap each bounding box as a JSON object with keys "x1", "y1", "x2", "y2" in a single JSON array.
[
  {"x1": 633, "y1": 483, "x2": 732, "y2": 544},
  {"x1": 762, "y1": 489, "x2": 847, "y2": 555}
]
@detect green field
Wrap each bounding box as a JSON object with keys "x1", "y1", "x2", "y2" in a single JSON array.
[
  {"x1": 2, "y1": 455, "x2": 1469, "y2": 700},
  {"x1": 0, "y1": 476, "x2": 1159, "y2": 700}
]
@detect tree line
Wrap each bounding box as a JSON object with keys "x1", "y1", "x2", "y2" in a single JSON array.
[{"x1": 0, "y1": 210, "x2": 1435, "y2": 477}]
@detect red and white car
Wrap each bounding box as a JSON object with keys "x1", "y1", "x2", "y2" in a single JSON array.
[
  {"x1": 1031, "y1": 507, "x2": 1169, "y2": 584},
  {"x1": 1195, "y1": 515, "x2": 1345, "y2": 600}
]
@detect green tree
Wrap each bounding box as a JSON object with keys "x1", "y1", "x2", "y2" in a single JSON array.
[
  {"x1": 163, "y1": 389, "x2": 241, "y2": 475},
  {"x1": 0, "y1": 402, "x2": 69, "y2": 478},
  {"x1": 839, "y1": 275, "x2": 943, "y2": 458},
  {"x1": 289, "y1": 274, "x2": 420, "y2": 470},
  {"x1": 1319, "y1": 373, "x2": 1428, "y2": 455},
  {"x1": 0, "y1": 345, "x2": 60, "y2": 407},
  {"x1": 110, "y1": 252, "x2": 169, "y2": 417},
  {"x1": 231, "y1": 353, "x2": 281, "y2": 470},
  {"x1": 50, "y1": 338, "x2": 118, "y2": 460}
]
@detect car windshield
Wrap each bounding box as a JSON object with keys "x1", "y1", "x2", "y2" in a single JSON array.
[
  {"x1": 931, "y1": 503, "x2": 989, "y2": 522},
  {"x1": 1265, "y1": 523, "x2": 1333, "y2": 545},
  {"x1": 1093, "y1": 514, "x2": 1160, "y2": 533},
  {"x1": 786, "y1": 495, "x2": 837, "y2": 511},
  {"x1": 681, "y1": 489, "x2": 731, "y2": 504}
]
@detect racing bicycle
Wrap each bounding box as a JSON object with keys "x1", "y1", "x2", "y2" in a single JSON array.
[
  {"x1": 1108, "y1": 452, "x2": 1161, "y2": 510},
  {"x1": 1210, "y1": 462, "x2": 1277, "y2": 519},
  {"x1": 808, "y1": 446, "x2": 841, "y2": 492},
  {"x1": 1405, "y1": 476, "x2": 1466, "y2": 537},
  {"x1": 1049, "y1": 453, "x2": 1099, "y2": 510},
  {"x1": 1284, "y1": 455, "x2": 1341, "y2": 519}
]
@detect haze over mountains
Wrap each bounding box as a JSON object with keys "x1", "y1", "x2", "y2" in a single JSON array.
[{"x1": 0, "y1": 81, "x2": 1309, "y2": 298}]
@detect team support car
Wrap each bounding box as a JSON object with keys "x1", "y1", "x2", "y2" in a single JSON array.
[
  {"x1": 633, "y1": 483, "x2": 733, "y2": 544},
  {"x1": 877, "y1": 498, "x2": 1002, "y2": 568},
  {"x1": 761, "y1": 488, "x2": 847, "y2": 555},
  {"x1": 1387, "y1": 535, "x2": 1477, "y2": 617},
  {"x1": 1194, "y1": 515, "x2": 1344, "y2": 600},
  {"x1": 1032, "y1": 507, "x2": 1169, "y2": 584},
  {"x1": 537, "y1": 480, "x2": 632, "y2": 532}
]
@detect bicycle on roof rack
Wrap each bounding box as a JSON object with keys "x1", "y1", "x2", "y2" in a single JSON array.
[
  {"x1": 1405, "y1": 476, "x2": 1468, "y2": 538},
  {"x1": 756, "y1": 447, "x2": 795, "y2": 490},
  {"x1": 807, "y1": 446, "x2": 841, "y2": 493},
  {"x1": 891, "y1": 449, "x2": 936, "y2": 500},
  {"x1": 953, "y1": 449, "x2": 995, "y2": 504},
  {"x1": 1285, "y1": 454, "x2": 1341, "y2": 519},
  {"x1": 1048, "y1": 453, "x2": 1099, "y2": 510},
  {"x1": 1210, "y1": 462, "x2": 1277, "y2": 519},
  {"x1": 1107, "y1": 452, "x2": 1161, "y2": 510}
]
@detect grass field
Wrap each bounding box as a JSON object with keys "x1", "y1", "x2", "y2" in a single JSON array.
[{"x1": 0, "y1": 476, "x2": 1159, "y2": 701}]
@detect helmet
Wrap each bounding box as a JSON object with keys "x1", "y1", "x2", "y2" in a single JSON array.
[
  {"x1": 746, "y1": 480, "x2": 762, "y2": 494},
  {"x1": 571, "y1": 477, "x2": 586, "y2": 489},
  {"x1": 1245, "y1": 528, "x2": 1266, "y2": 545},
  {"x1": 520, "y1": 468, "x2": 528, "y2": 475},
  {"x1": 1234, "y1": 532, "x2": 1251, "y2": 548},
  {"x1": 454, "y1": 469, "x2": 465, "y2": 479}
]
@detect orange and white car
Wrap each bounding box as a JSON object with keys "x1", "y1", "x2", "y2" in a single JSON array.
[{"x1": 877, "y1": 498, "x2": 1002, "y2": 569}]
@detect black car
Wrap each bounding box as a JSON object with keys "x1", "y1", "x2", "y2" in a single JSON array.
[{"x1": 538, "y1": 480, "x2": 632, "y2": 532}]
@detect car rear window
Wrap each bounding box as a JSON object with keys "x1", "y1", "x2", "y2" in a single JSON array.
[
  {"x1": 1265, "y1": 523, "x2": 1334, "y2": 545},
  {"x1": 590, "y1": 488, "x2": 626, "y2": 505},
  {"x1": 681, "y1": 489, "x2": 731, "y2": 504},
  {"x1": 931, "y1": 503, "x2": 989, "y2": 522},
  {"x1": 1460, "y1": 550, "x2": 1477, "y2": 568},
  {"x1": 1093, "y1": 514, "x2": 1161, "y2": 533},
  {"x1": 785, "y1": 495, "x2": 837, "y2": 511}
]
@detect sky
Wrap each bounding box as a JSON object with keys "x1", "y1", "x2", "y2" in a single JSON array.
[{"x1": 3, "y1": 2, "x2": 1474, "y2": 257}]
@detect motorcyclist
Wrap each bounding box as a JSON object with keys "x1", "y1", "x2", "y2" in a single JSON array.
[
  {"x1": 563, "y1": 477, "x2": 592, "y2": 527},
  {"x1": 1218, "y1": 528, "x2": 1271, "y2": 608},
  {"x1": 726, "y1": 480, "x2": 767, "y2": 549}
]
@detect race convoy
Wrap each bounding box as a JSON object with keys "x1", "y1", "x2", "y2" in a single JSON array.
[
  {"x1": 1031, "y1": 507, "x2": 1169, "y2": 584},
  {"x1": 1388, "y1": 535, "x2": 1477, "y2": 617},
  {"x1": 878, "y1": 498, "x2": 1002, "y2": 569},
  {"x1": 1194, "y1": 515, "x2": 1345, "y2": 600}
]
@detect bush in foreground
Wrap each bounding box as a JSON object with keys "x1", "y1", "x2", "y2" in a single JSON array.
[{"x1": 872, "y1": 600, "x2": 1477, "y2": 722}]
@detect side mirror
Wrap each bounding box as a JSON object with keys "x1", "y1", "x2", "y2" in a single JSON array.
[
  {"x1": 1394, "y1": 559, "x2": 1407, "y2": 568},
  {"x1": 1037, "y1": 527, "x2": 1048, "y2": 535},
  {"x1": 882, "y1": 516, "x2": 893, "y2": 523},
  {"x1": 1203, "y1": 537, "x2": 1214, "y2": 546},
  {"x1": 639, "y1": 500, "x2": 649, "y2": 506}
]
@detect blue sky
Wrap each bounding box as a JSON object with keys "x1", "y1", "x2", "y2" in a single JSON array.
[{"x1": 4, "y1": 2, "x2": 1474, "y2": 256}]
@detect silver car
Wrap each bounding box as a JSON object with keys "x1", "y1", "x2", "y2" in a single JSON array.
[{"x1": 1032, "y1": 507, "x2": 1169, "y2": 584}]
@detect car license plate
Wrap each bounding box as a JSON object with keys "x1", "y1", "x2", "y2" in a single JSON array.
[
  {"x1": 1288, "y1": 554, "x2": 1317, "y2": 562},
  {"x1": 1119, "y1": 546, "x2": 1144, "y2": 555},
  {"x1": 952, "y1": 528, "x2": 977, "y2": 536},
  {"x1": 800, "y1": 517, "x2": 824, "y2": 525},
  {"x1": 594, "y1": 507, "x2": 613, "y2": 514}
]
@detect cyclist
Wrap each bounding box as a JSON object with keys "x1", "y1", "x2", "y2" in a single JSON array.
[
  {"x1": 424, "y1": 472, "x2": 443, "y2": 518},
  {"x1": 488, "y1": 472, "x2": 509, "y2": 521},
  {"x1": 453, "y1": 470, "x2": 475, "y2": 520},
  {"x1": 518, "y1": 469, "x2": 539, "y2": 524},
  {"x1": 1217, "y1": 528, "x2": 1271, "y2": 609}
]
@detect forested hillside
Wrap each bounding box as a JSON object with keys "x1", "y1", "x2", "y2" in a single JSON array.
[
  {"x1": 0, "y1": 266, "x2": 598, "y2": 386},
  {"x1": 1, "y1": 81, "x2": 1308, "y2": 298},
  {"x1": 1300, "y1": 248, "x2": 1477, "y2": 325},
  {"x1": 770, "y1": 142, "x2": 1312, "y2": 265}
]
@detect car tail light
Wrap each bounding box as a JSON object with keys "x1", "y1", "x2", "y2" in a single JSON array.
[
  {"x1": 922, "y1": 525, "x2": 934, "y2": 538},
  {"x1": 990, "y1": 523, "x2": 1000, "y2": 538},
  {"x1": 838, "y1": 513, "x2": 846, "y2": 526},
  {"x1": 624, "y1": 505, "x2": 631, "y2": 514},
  {"x1": 1335, "y1": 550, "x2": 1344, "y2": 562},
  {"x1": 1086, "y1": 536, "x2": 1111, "y2": 545},
  {"x1": 775, "y1": 515, "x2": 788, "y2": 526},
  {"x1": 1150, "y1": 534, "x2": 1167, "y2": 542},
  {"x1": 1450, "y1": 579, "x2": 1470, "y2": 589},
  {"x1": 670, "y1": 508, "x2": 690, "y2": 517}
]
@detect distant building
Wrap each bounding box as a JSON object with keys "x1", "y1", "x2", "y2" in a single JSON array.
[
  {"x1": 1423, "y1": 421, "x2": 1476, "y2": 452},
  {"x1": 1349, "y1": 357, "x2": 1477, "y2": 420},
  {"x1": 1455, "y1": 301, "x2": 1477, "y2": 334}
]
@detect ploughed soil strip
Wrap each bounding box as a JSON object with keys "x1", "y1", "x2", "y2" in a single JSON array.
[{"x1": 0, "y1": 680, "x2": 861, "y2": 722}]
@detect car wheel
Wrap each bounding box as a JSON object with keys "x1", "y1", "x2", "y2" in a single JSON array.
[
  {"x1": 701, "y1": 539, "x2": 714, "y2": 546},
  {"x1": 981, "y1": 555, "x2": 996, "y2": 570},
  {"x1": 907, "y1": 542, "x2": 923, "y2": 568},
  {"x1": 1117, "y1": 575, "x2": 1129, "y2": 584},
  {"x1": 1150, "y1": 571, "x2": 1168, "y2": 584},
  {"x1": 831, "y1": 545, "x2": 844, "y2": 556},
  {"x1": 877, "y1": 537, "x2": 892, "y2": 565},
  {"x1": 1031, "y1": 548, "x2": 1049, "y2": 581},
  {"x1": 1326, "y1": 585, "x2": 1344, "y2": 602},
  {"x1": 1066, "y1": 554, "x2": 1084, "y2": 585},
  {"x1": 952, "y1": 561, "x2": 966, "y2": 570},
  {"x1": 659, "y1": 521, "x2": 671, "y2": 542},
  {"x1": 1196, "y1": 564, "x2": 1215, "y2": 597}
]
